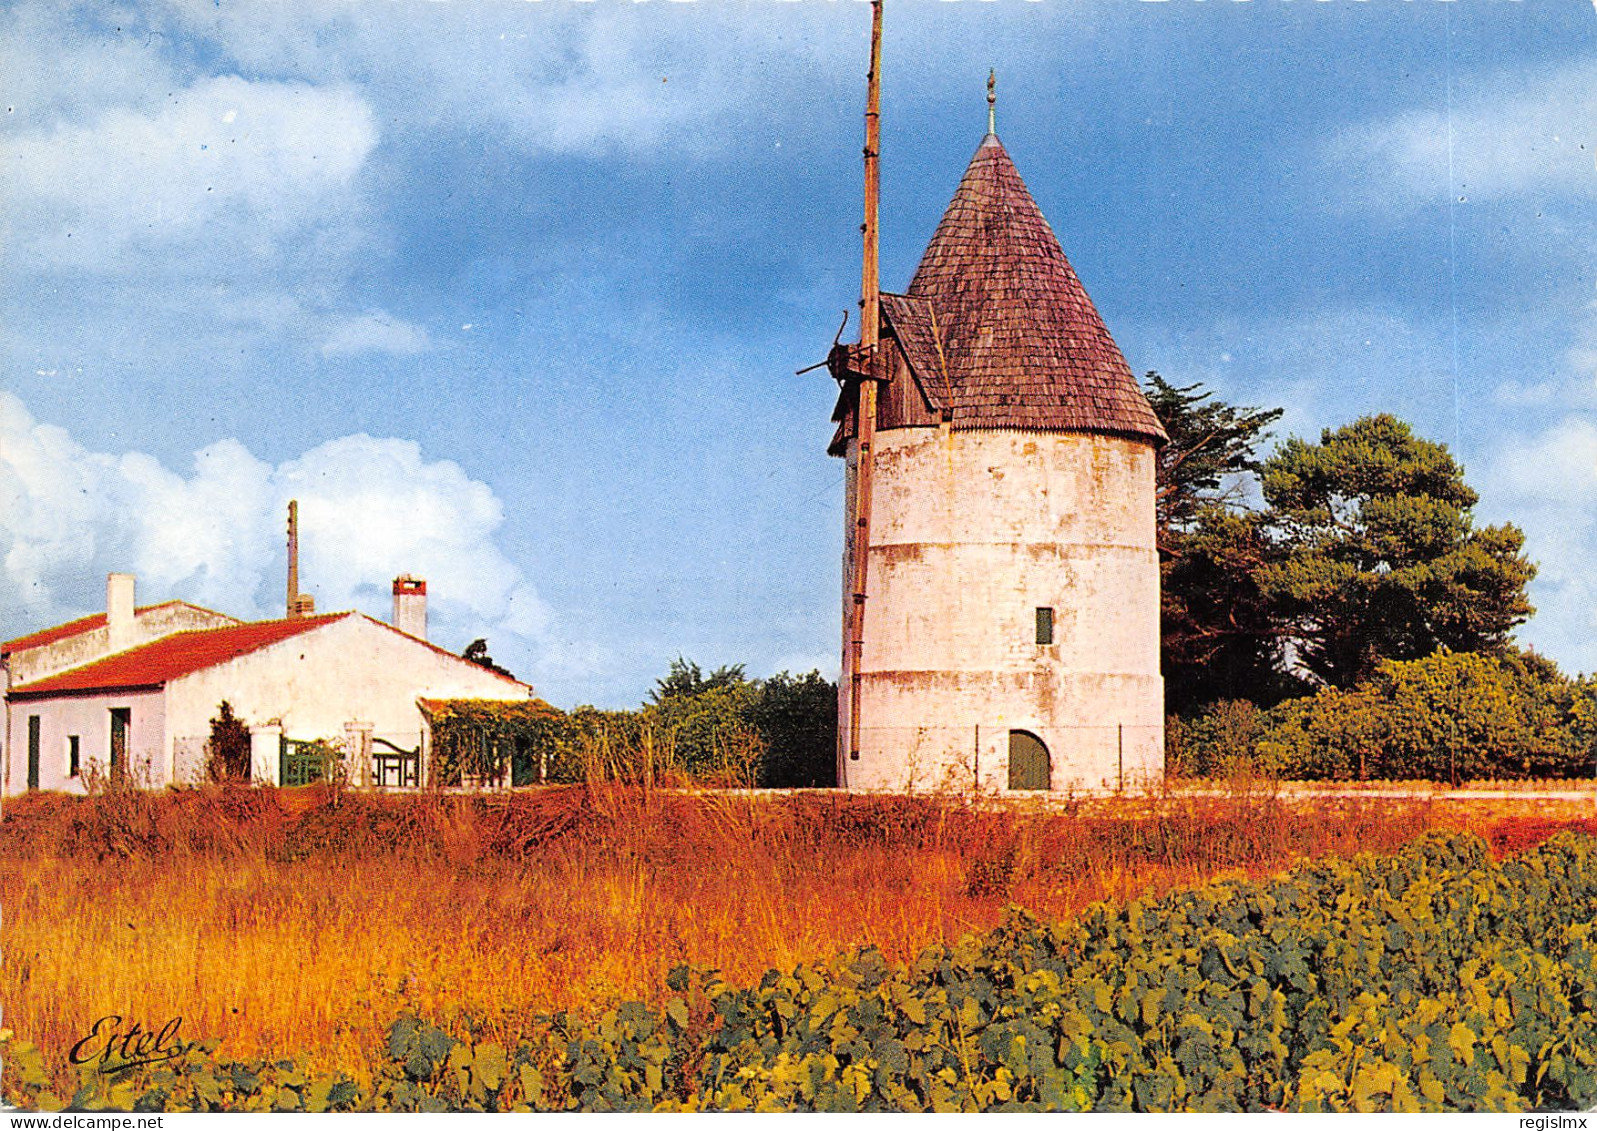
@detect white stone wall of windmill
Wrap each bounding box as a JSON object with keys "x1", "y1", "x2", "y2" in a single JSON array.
[{"x1": 844, "y1": 430, "x2": 1164, "y2": 793}]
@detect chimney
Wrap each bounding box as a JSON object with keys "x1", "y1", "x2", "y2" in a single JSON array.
[
  {"x1": 392, "y1": 575, "x2": 427, "y2": 640},
  {"x1": 107, "y1": 573, "x2": 136, "y2": 652}
]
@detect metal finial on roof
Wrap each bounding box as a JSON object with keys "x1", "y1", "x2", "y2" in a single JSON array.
[{"x1": 987, "y1": 69, "x2": 996, "y2": 135}]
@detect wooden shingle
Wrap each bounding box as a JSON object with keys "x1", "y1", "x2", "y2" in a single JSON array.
[{"x1": 876, "y1": 134, "x2": 1167, "y2": 445}]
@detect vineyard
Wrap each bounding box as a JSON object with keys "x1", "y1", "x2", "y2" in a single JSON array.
[{"x1": 3, "y1": 786, "x2": 1596, "y2": 1111}]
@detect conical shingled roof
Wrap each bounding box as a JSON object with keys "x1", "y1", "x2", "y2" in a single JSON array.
[{"x1": 903, "y1": 134, "x2": 1166, "y2": 442}]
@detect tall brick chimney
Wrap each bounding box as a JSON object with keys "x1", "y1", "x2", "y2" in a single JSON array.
[
  {"x1": 392, "y1": 575, "x2": 427, "y2": 640},
  {"x1": 107, "y1": 573, "x2": 135, "y2": 652}
]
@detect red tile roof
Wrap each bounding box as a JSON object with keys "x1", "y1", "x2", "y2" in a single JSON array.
[
  {"x1": 3, "y1": 611, "x2": 111, "y2": 656},
  {"x1": 891, "y1": 134, "x2": 1166, "y2": 443},
  {"x1": 8, "y1": 614, "x2": 344, "y2": 699},
  {"x1": 1, "y1": 601, "x2": 220, "y2": 657}
]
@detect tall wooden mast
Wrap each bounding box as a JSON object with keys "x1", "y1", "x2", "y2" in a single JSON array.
[
  {"x1": 286, "y1": 499, "x2": 301, "y2": 619},
  {"x1": 846, "y1": 0, "x2": 883, "y2": 773}
]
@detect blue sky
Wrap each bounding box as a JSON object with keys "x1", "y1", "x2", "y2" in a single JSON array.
[{"x1": 3, "y1": 0, "x2": 1594, "y2": 707}]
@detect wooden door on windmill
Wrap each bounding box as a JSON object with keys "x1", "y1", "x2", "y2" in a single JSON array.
[{"x1": 1008, "y1": 730, "x2": 1050, "y2": 791}]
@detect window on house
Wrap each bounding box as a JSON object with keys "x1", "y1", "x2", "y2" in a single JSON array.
[
  {"x1": 68, "y1": 735, "x2": 80, "y2": 778},
  {"x1": 1035, "y1": 606, "x2": 1055, "y2": 645}
]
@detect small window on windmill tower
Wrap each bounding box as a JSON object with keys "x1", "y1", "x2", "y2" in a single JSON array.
[{"x1": 1035, "y1": 606, "x2": 1054, "y2": 645}]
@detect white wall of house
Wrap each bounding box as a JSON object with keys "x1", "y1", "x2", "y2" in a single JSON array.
[
  {"x1": 1, "y1": 585, "x2": 238, "y2": 794},
  {"x1": 164, "y1": 613, "x2": 529, "y2": 784},
  {"x1": 4, "y1": 689, "x2": 166, "y2": 795},
  {"x1": 163, "y1": 614, "x2": 528, "y2": 747}
]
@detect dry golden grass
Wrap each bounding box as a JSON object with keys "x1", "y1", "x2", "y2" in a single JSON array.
[{"x1": 3, "y1": 783, "x2": 1590, "y2": 1095}]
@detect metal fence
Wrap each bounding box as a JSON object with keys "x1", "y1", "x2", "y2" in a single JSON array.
[
  {"x1": 369, "y1": 733, "x2": 423, "y2": 789},
  {"x1": 170, "y1": 731, "x2": 424, "y2": 788},
  {"x1": 280, "y1": 736, "x2": 337, "y2": 787}
]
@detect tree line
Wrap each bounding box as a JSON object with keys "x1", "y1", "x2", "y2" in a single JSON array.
[
  {"x1": 1149, "y1": 373, "x2": 1536, "y2": 708},
  {"x1": 563, "y1": 660, "x2": 838, "y2": 788},
  {"x1": 1151, "y1": 373, "x2": 1594, "y2": 779}
]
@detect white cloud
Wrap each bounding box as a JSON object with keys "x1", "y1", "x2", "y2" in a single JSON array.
[
  {"x1": 0, "y1": 4, "x2": 177, "y2": 134},
  {"x1": 320, "y1": 312, "x2": 433, "y2": 358},
  {"x1": 4, "y1": 74, "x2": 376, "y2": 275},
  {"x1": 131, "y1": 0, "x2": 1112, "y2": 164},
  {"x1": 1485, "y1": 416, "x2": 1597, "y2": 504},
  {"x1": 144, "y1": 2, "x2": 734, "y2": 158},
  {"x1": 1492, "y1": 381, "x2": 1555, "y2": 408},
  {"x1": 118, "y1": 440, "x2": 278, "y2": 610},
  {"x1": 0, "y1": 38, "x2": 426, "y2": 370},
  {"x1": 120, "y1": 0, "x2": 989, "y2": 161},
  {"x1": 279, "y1": 434, "x2": 525, "y2": 624},
  {"x1": 1564, "y1": 295, "x2": 1597, "y2": 397},
  {"x1": 1331, "y1": 57, "x2": 1597, "y2": 207},
  {"x1": 0, "y1": 392, "x2": 552, "y2": 674},
  {"x1": 1477, "y1": 415, "x2": 1597, "y2": 675},
  {"x1": 1, "y1": 396, "x2": 134, "y2": 617}
]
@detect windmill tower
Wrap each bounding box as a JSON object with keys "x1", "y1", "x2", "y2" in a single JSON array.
[{"x1": 827, "y1": 30, "x2": 1167, "y2": 792}]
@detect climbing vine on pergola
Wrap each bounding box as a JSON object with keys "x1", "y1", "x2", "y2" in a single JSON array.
[{"x1": 421, "y1": 698, "x2": 571, "y2": 785}]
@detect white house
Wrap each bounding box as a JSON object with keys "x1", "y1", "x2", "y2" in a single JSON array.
[{"x1": 2, "y1": 575, "x2": 533, "y2": 794}]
